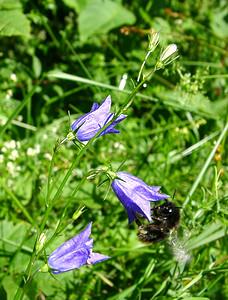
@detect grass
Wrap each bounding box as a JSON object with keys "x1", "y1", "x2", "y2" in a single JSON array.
[{"x1": 0, "y1": 0, "x2": 227, "y2": 299}]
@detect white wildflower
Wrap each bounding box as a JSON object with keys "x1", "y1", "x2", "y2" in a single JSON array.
[
  {"x1": 10, "y1": 73, "x2": 17, "y2": 82},
  {"x1": 9, "y1": 149, "x2": 19, "y2": 161},
  {"x1": 119, "y1": 73, "x2": 128, "y2": 90},
  {"x1": 4, "y1": 140, "x2": 17, "y2": 149},
  {"x1": 160, "y1": 44, "x2": 178, "y2": 62},
  {"x1": 7, "y1": 161, "x2": 15, "y2": 174},
  {"x1": 34, "y1": 144, "x2": 41, "y2": 154},
  {"x1": 27, "y1": 147, "x2": 36, "y2": 156},
  {"x1": 6, "y1": 89, "x2": 13, "y2": 99},
  {"x1": 1, "y1": 147, "x2": 7, "y2": 153},
  {"x1": 0, "y1": 154, "x2": 4, "y2": 163},
  {"x1": 36, "y1": 232, "x2": 46, "y2": 252},
  {"x1": 17, "y1": 115, "x2": 23, "y2": 122},
  {"x1": 0, "y1": 116, "x2": 7, "y2": 126},
  {"x1": 44, "y1": 153, "x2": 52, "y2": 161},
  {"x1": 113, "y1": 142, "x2": 125, "y2": 151}
]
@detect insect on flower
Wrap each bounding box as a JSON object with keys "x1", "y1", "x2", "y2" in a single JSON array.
[
  {"x1": 137, "y1": 199, "x2": 180, "y2": 243},
  {"x1": 48, "y1": 223, "x2": 109, "y2": 274},
  {"x1": 71, "y1": 95, "x2": 127, "y2": 142},
  {"x1": 111, "y1": 172, "x2": 169, "y2": 224}
]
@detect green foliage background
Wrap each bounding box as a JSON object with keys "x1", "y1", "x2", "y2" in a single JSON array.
[{"x1": 0, "y1": 0, "x2": 227, "y2": 299}]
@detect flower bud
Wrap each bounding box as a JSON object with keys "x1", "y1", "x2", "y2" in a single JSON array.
[
  {"x1": 160, "y1": 44, "x2": 178, "y2": 62},
  {"x1": 148, "y1": 31, "x2": 160, "y2": 52}
]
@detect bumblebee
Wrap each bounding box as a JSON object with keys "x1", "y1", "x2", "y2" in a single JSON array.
[{"x1": 137, "y1": 200, "x2": 180, "y2": 243}]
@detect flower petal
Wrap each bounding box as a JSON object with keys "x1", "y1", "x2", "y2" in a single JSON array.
[
  {"x1": 112, "y1": 179, "x2": 152, "y2": 223},
  {"x1": 87, "y1": 252, "x2": 110, "y2": 265},
  {"x1": 76, "y1": 116, "x2": 102, "y2": 141},
  {"x1": 71, "y1": 95, "x2": 126, "y2": 141},
  {"x1": 49, "y1": 248, "x2": 90, "y2": 274},
  {"x1": 90, "y1": 102, "x2": 99, "y2": 112},
  {"x1": 112, "y1": 172, "x2": 169, "y2": 223},
  {"x1": 117, "y1": 172, "x2": 169, "y2": 201},
  {"x1": 48, "y1": 223, "x2": 92, "y2": 265},
  {"x1": 101, "y1": 114, "x2": 127, "y2": 136}
]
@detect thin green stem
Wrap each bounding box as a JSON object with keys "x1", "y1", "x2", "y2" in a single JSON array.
[
  {"x1": 2, "y1": 185, "x2": 35, "y2": 226},
  {"x1": 137, "y1": 50, "x2": 152, "y2": 82},
  {"x1": 183, "y1": 122, "x2": 228, "y2": 208},
  {"x1": 0, "y1": 86, "x2": 38, "y2": 138}
]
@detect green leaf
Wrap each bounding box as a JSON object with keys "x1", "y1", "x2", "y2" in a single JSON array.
[
  {"x1": 78, "y1": 0, "x2": 135, "y2": 41},
  {"x1": 62, "y1": 0, "x2": 89, "y2": 12},
  {"x1": 209, "y1": 8, "x2": 228, "y2": 38},
  {"x1": 186, "y1": 222, "x2": 226, "y2": 250},
  {"x1": 2, "y1": 276, "x2": 19, "y2": 300},
  {"x1": 32, "y1": 55, "x2": 42, "y2": 78},
  {"x1": 0, "y1": 9, "x2": 30, "y2": 37},
  {"x1": 0, "y1": 0, "x2": 21, "y2": 10},
  {"x1": 157, "y1": 90, "x2": 226, "y2": 119}
]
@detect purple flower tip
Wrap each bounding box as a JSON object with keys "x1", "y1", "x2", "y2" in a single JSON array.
[
  {"x1": 71, "y1": 95, "x2": 127, "y2": 142},
  {"x1": 111, "y1": 172, "x2": 169, "y2": 223},
  {"x1": 48, "y1": 222, "x2": 109, "y2": 274}
]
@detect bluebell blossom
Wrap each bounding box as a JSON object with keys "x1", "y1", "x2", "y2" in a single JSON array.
[
  {"x1": 71, "y1": 95, "x2": 127, "y2": 142},
  {"x1": 111, "y1": 172, "x2": 169, "y2": 223},
  {"x1": 48, "y1": 223, "x2": 109, "y2": 274}
]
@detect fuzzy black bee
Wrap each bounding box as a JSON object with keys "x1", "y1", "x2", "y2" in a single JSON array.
[{"x1": 137, "y1": 200, "x2": 180, "y2": 243}]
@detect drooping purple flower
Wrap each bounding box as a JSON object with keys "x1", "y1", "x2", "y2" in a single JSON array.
[
  {"x1": 48, "y1": 223, "x2": 109, "y2": 274},
  {"x1": 111, "y1": 172, "x2": 169, "y2": 224},
  {"x1": 71, "y1": 95, "x2": 127, "y2": 142}
]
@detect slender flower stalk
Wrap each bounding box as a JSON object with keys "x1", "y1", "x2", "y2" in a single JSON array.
[{"x1": 137, "y1": 31, "x2": 160, "y2": 82}]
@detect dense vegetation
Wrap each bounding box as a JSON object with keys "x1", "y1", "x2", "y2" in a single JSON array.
[{"x1": 0, "y1": 0, "x2": 227, "y2": 299}]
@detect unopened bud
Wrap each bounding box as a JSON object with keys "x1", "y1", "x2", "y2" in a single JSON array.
[
  {"x1": 160, "y1": 44, "x2": 178, "y2": 62},
  {"x1": 148, "y1": 31, "x2": 160, "y2": 52}
]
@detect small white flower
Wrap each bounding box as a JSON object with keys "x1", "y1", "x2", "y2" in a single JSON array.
[
  {"x1": 44, "y1": 153, "x2": 52, "y2": 161},
  {"x1": 0, "y1": 154, "x2": 4, "y2": 163},
  {"x1": 9, "y1": 149, "x2": 19, "y2": 161},
  {"x1": 27, "y1": 147, "x2": 36, "y2": 156},
  {"x1": 1, "y1": 147, "x2": 7, "y2": 153},
  {"x1": 10, "y1": 73, "x2": 17, "y2": 82},
  {"x1": 160, "y1": 44, "x2": 178, "y2": 62},
  {"x1": 6, "y1": 89, "x2": 13, "y2": 99},
  {"x1": 51, "y1": 127, "x2": 57, "y2": 134},
  {"x1": 113, "y1": 142, "x2": 125, "y2": 151},
  {"x1": 34, "y1": 144, "x2": 41, "y2": 154},
  {"x1": 17, "y1": 115, "x2": 23, "y2": 122},
  {"x1": 4, "y1": 140, "x2": 17, "y2": 149},
  {"x1": 119, "y1": 73, "x2": 128, "y2": 91},
  {"x1": 7, "y1": 161, "x2": 15, "y2": 174},
  {"x1": 0, "y1": 116, "x2": 7, "y2": 126}
]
